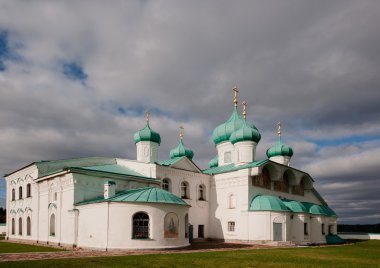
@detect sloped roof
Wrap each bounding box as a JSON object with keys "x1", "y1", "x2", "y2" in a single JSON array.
[
  {"x1": 76, "y1": 187, "x2": 189, "y2": 206},
  {"x1": 249, "y1": 195, "x2": 290, "y2": 212},
  {"x1": 202, "y1": 159, "x2": 268, "y2": 175}
]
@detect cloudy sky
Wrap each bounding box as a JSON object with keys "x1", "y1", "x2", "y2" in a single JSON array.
[{"x1": 0, "y1": 0, "x2": 379, "y2": 224}]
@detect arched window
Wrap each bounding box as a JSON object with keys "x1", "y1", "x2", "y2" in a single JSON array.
[
  {"x1": 18, "y1": 217, "x2": 22, "y2": 235},
  {"x1": 132, "y1": 212, "x2": 149, "y2": 239},
  {"x1": 18, "y1": 186, "x2": 23, "y2": 199},
  {"x1": 198, "y1": 185, "x2": 206, "y2": 201},
  {"x1": 50, "y1": 214, "x2": 56, "y2": 236},
  {"x1": 11, "y1": 218, "x2": 15, "y2": 235},
  {"x1": 292, "y1": 178, "x2": 305, "y2": 196},
  {"x1": 27, "y1": 217, "x2": 31, "y2": 236},
  {"x1": 11, "y1": 189, "x2": 15, "y2": 201},
  {"x1": 185, "y1": 214, "x2": 189, "y2": 238},
  {"x1": 161, "y1": 178, "x2": 170, "y2": 192},
  {"x1": 180, "y1": 182, "x2": 189, "y2": 199},
  {"x1": 274, "y1": 174, "x2": 289, "y2": 193},
  {"x1": 26, "y1": 184, "x2": 31, "y2": 198},
  {"x1": 228, "y1": 194, "x2": 236, "y2": 209},
  {"x1": 252, "y1": 167, "x2": 271, "y2": 189}
]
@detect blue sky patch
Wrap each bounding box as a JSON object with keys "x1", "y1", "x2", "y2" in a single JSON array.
[
  {"x1": 310, "y1": 135, "x2": 380, "y2": 147},
  {"x1": 63, "y1": 62, "x2": 88, "y2": 82},
  {"x1": 0, "y1": 30, "x2": 10, "y2": 71}
]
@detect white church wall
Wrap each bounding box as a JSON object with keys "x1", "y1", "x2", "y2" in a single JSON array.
[
  {"x1": 209, "y1": 169, "x2": 251, "y2": 241},
  {"x1": 76, "y1": 202, "x2": 189, "y2": 250},
  {"x1": 156, "y1": 165, "x2": 210, "y2": 239},
  {"x1": 116, "y1": 159, "x2": 157, "y2": 179},
  {"x1": 77, "y1": 203, "x2": 108, "y2": 249}
]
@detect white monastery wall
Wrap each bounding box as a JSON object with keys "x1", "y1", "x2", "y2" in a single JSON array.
[
  {"x1": 156, "y1": 166, "x2": 210, "y2": 239},
  {"x1": 77, "y1": 202, "x2": 189, "y2": 250}
]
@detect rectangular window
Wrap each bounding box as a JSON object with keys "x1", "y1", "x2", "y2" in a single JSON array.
[
  {"x1": 304, "y1": 222, "x2": 308, "y2": 235},
  {"x1": 322, "y1": 223, "x2": 325, "y2": 235},
  {"x1": 198, "y1": 225, "x2": 204, "y2": 238},
  {"x1": 228, "y1": 221, "x2": 235, "y2": 232}
]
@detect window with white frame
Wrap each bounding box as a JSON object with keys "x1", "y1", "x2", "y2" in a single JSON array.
[
  {"x1": 181, "y1": 181, "x2": 189, "y2": 199},
  {"x1": 198, "y1": 184, "x2": 206, "y2": 201},
  {"x1": 50, "y1": 214, "x2": 56, "y2": 236},
  {"x1": 26, "y1": 183, "x2": 31, "y2": 198},
  {"x1": 18, "y1": 186, "x2": 23, "y2": 199},
  {"x1": 228, "y1": 221, "x2": 235, "y2": 232},
  {"x1": 27, "y1": 216, "x2": 31, "y2": 236},
  {"x1": 228, "y1": 194, "x2": 236, "y2": 209},
  {"x1": 162, "y1": 178, "x2": 170, "y2": 192},
  {"x1": 18, "y1": 217, "x2": 22, "y2": 235}
]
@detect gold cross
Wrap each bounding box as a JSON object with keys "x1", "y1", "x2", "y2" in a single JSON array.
[
  {"x1": 232, "y1": 85, "x2": 239, "y2": 106},
  {"x1": 179, "y1": 126, "x2": 184, "y2": 140},
  {"x1": 146, "y1": 111, "x2": 150, "y2": 122},
  {"x1": 242, "y1": 100, "x2": 247, "y2": 119},
  {"x1": 277, "y1": 121, "x2": 282, "y2": 137}
]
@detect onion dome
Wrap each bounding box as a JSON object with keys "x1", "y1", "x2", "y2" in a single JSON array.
[
  {"x1": 266, "y1": 122, "x2": 293, "y2": 158},
  {"x1": 169, "y1": 126, "x2": 194, "y2": 160},
  {"x1": 266, "y1": 142, "x2": 293, "y2": 158},
  {"x1": 208, "y1": 156, "x2": 218, "y2": 168},
  {"x1": 212, "y1": 106, "x2": 245, "y2": 145},
  {"x1": 229, "y1": 101, "x2": 261, "y2": 144},
  {"x1": 133, "y1": 112, "x2": 161, "y2": 144}
]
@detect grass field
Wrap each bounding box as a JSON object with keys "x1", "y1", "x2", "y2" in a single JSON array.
[
  {"x1": 0, "y1": 241, "x2": 64, "y2": 253},
  {"x1": 1, "y1": 240, "x2": 379, "y2": 268}
]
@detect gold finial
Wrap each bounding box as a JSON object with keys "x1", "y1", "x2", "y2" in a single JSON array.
[
  {"x1": 277, "y1": 121, "x2": 282, "y2": 142},
  {"x1": 242, "y1": 100, "x2": 247, "y2": 119},
  {"x1": 232, "y1": 85, "x2": 239, "y2": 106},
  {"x1": 146, "y1": 111, "x2": 150, "y2": 122},
  {"x1": 179, "y1": 126, "x2": 184, "y2": 140}
]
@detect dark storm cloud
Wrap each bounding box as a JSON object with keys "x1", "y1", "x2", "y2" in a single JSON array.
[{"x1": 0, "y1": 0, "x2": 379, "y2": 223}]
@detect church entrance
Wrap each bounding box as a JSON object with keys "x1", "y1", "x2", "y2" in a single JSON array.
[{"x1": 273, "y1": 223, "x2": 283, "y2": 241}]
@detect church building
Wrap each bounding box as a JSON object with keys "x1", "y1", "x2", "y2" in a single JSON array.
[{"x1": 4, "y1": 87, "x2": 339, "y2": 250}]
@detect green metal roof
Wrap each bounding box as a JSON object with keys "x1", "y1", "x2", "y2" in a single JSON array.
[
  {"x1": 208, "y1": 155, "x2": 218, "y2": 168},
  {"x1": 282, "y1": 199, "x2": 308, "y2": 213},
  {"x1": 76, "y1": 187, "x2": 189, "y2": 206},
  {"x1": 133, "y1": 122, "x2": 161, "y2": 145},
  {"x1": 229, "y1": 120, "x2": 261, "y2": 144},
  {"x1": 302, "y1": 202, "x2": 337, "y2": 216},
  {"x1": 76, "y1": 164, "x2": 146, "y2": 178},
  {"x1": 325, "y1": 234, "x2": 345, "y2": 244},
  {"x1": 249, "y1": 195, "x2": 290, "y2": 212},
  {"x1": 169, "y1": 140, "x2": 194, "y2": 160},
  {"x1": 157, "y1": 157, "x2": 185, "y2": 166},
  {"x1": 250, "y1": 196, "x2": 338, "y2": 217},
  {"x1": 203, "y1": 159, "x2": 268, "y2": 175},
  {"x1": 266, "y1": 140, "x2": 294, "y2": 158},
  {"x1": 38, "y1": 164, "x2": 157, "y2": 182}
]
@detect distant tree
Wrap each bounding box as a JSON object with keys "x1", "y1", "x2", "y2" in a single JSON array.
[{"x1": 338, "y1": 223, "x2": 380, "y2": 233}]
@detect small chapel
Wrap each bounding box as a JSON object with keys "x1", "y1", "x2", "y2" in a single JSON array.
[{"x1": 4, "y1": 87, "x2": 340, "y2": 250}]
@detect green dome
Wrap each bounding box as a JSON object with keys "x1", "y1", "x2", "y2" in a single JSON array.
[
  {"x1": 108, "y1": 187, "x2": 188, "y2": 206},
  {"x1": 133, "y1": 122, "x2": 161, "y2": 145},
  {"x1": 208, "y1": 156, "x2": 218, "y2": 168},
  {"x1": 249, "y1": 195, "x2": 290, "y2": 212},
  {"x1": 283, "y1": 200, "x2": 308, "y2": 213},
  {"x1": 170, "y1": 140, "x2": 194, "y2": 160},
  {"x1": 229, "y1": 120, "x2": 261, "y2": 144},
  {"x1": 266, "y1": 141, "x2": 293, "y2": 158},
  {"x1": 302, "y1": 202, "x2": 327, "y2": 216},
  {"x1": 212, "y1": 107, "x2": 245, "y2": 145}
]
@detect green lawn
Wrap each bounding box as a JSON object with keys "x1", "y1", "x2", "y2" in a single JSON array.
[
  {"x1": 1, "y1": 240, "x2": 380, "y2": 268},
  {"x1": 0, "y1": 241, "x2": 64, "y2": 253}
]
